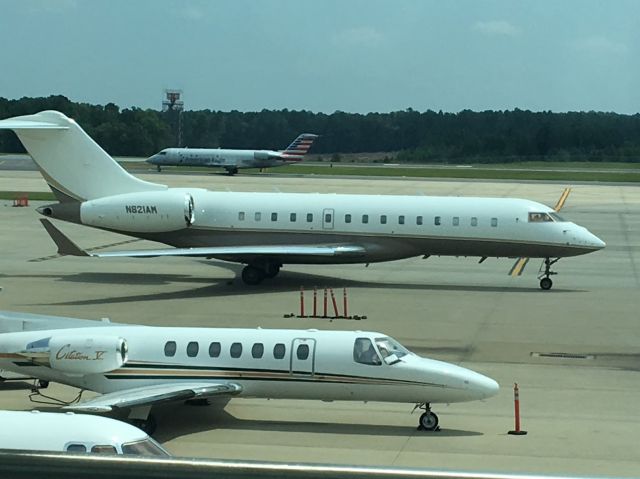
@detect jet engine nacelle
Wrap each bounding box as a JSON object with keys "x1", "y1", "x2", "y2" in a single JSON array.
[
  {"x1": 253, "y1": 151, "x2": 270, "y2": 161},
  {"x1": 49, "y1": 336, "x2": 128, "y2": 375},
  {"x1": 80, "y1": 190, "x2": 195, "y2": 233}
]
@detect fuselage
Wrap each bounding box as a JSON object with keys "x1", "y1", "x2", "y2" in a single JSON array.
[
  {"x1": 68, "y1": 189, "x2": 605, "y2": 263},
  {"x1": 146, "y1": 148, "x2": 290, "y2": 170},
  {"x1": 0, "y1": 327, "x2": 498, "y2": 405}
]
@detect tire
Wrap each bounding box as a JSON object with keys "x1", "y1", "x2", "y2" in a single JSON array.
[
  {"x1": 419, "y1": 411, "x2": 439, "y2": 431},
  {"x1": 264, "y1": 264, "x2": 280, "y2": 279},
  {"x1": 540, "y1": 277, "x2": 553, "y2": 290},
  {"x1": 242, "y1": 266, "x2": 265, "y2": 285},
  {"x1": 38, "y1": 380, "x2": 49, "y2": 389}
]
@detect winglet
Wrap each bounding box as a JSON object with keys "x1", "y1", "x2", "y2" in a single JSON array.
[{"x1": 39, "y1": 219, "x2": 90, "y2": 257}]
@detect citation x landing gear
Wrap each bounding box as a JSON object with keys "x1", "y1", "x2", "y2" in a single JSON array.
[
  {"x1": 538, "y1": 257, "x2": 559, "y2": 290},
  {"x1": 415, "y1": 403, "x2": 440, "y2": 431}
]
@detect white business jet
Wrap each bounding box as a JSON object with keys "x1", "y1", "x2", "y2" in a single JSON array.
[
  {"x1": 146, "y1": 133, "x2": 318, "y2": 175},
  {"x1": 0, "y1": 310, "x2": 498, "y2": 434},
  {"x1": 0, "y1": 111, "x2": 604, "y2": 289},
  {"x1": 0, "y1": 410, "x2": 169, "y2": 456}
]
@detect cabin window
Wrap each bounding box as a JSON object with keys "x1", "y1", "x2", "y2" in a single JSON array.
[
  {"x1": 471, "y1": 217, "x2": 478, "y2": 227},
  {"x1": 254, "y1": 212, "x2": 261, "y2": 221},
  {"x1": 325, "y1": 212, "x2": 332, "y2": 223},
  {"x1": 416, "y1": 216, "x2": 423, "y2": 225},
  {"x1": 252, "y1": 343, "x2": 264, "y2": 359},
  {"x1": 91, "y1": 445, "x2": 118, "y2": 454},
  {"x1": 273, "y1": 343, "x2": 286, "y2": 359},
  {"x1": 164, "y1": 341, "x2": 177, "y2": 357},
  {"x1": 353, "y1": 337, "x2": 381, "y2": 366},
  {"x1": 434, "y1": 216, "x2": 441, "y2": 226},
  {"x1": 230, "y1": 342, "x2": 243, "y2": 358},
  {"x1": 208, "y1": 342, "x2": 221, "y2": 358},
  {"x1": 271, "y1": 212, "x2": 278, "y2": 221},
  {"x1": 380, "y1": 215, "x2": 387, "y2": 224},
  {"x1": 528, "y1": 212, "x2": 553, "y2": 222},
  {"x1": 290, "y1": 213, "x2": 297, "y2": 222},
  {"x1": 491, "y1": 217, "x2": 498, "y2": 227},
  {"x1": 362, "y1": 214, "x2": 369, "y2": 224},
  {"x1": 238, "y1": 212, "x2": 245, "y2": 221},
  {"x1": 345, "y1": 214, "x2": 352, "y2": 223},
  {"x1": 306, "y1": 213, "x2": 313, "y2": 222},
  {"x1": 66, "y1": 444, "x2": 87, "y2": 453},
  {"x1": 452, "y1": 217, "x2": 459, "y2": 226},
  {"x1": 296, "y1": 344, "x2": 310, "y2": 360},
  {"x1": 186, "y1": 341, "x2": 199, "y2": 357},
  {"x1": 398, "y1": 215, "x2": 405, "y2": 225}
]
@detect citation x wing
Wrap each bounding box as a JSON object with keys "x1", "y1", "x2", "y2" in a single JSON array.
[
  {"x1": 65, "y1": 382, "x2": 242, "y2": 413},
  {"x1": 0, "y1": 111, "x2": 605, "y2": 290}
]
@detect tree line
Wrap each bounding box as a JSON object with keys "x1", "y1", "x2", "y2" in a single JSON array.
[{"x1": 1, "y1": 95, "x2": 639, "y2": 162}]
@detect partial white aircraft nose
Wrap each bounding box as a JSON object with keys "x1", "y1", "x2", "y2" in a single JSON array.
[{"x1": 470, "y1": 373, "x2": 500, "y2": 399}]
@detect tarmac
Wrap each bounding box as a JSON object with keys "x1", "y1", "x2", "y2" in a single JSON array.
[{"x1": 0, "y1": 170, "x2": 639, "y2": 477}]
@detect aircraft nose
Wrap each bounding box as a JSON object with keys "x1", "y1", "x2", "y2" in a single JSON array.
[
  {"x1": 576, "y1": 227, "x2": 606, "y2": 250},
  {"x1": 470, "y1": 374, "x2": 500, "y2": 399},
  {"x1": 145, "y1": 156, "x2": 156, "y2": 164}
]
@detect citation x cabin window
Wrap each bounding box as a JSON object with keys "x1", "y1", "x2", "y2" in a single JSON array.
[
  {"x1": 434, "y1": 216, "x2": 441, "y2": 226},
  {"x1": 187, "y1": 341, "x2": 199, "y2": 357},
  {"x1": 271, "y1": 212, "x2": 278, "y2": 221},
  {"x1": 398, "y1": 215, "x2": 405, "y2": 225},
  {"x1": 273, "y1": 343, "x2": 286, "y2": 359},
  {"x1": 380, "y1": 215, "x2": 387, "y2": 224},
  {"x1": 362, "y1": 214, "x2": 369, "y2": 224},
  {"x1": 290, "y1": 213, "x2": 297, "y2": 222},
  {"x1": 209, "y1": 342, "x2": 221, "y2": 358},
  {"x1": 528, "y1": 212, "x2": 553, "y2": 222},
  {"x1": 164, "y1": 341, "x2": 177, "y2": 357},
  {"x1": 230, "y1": 342, "x2": 243, "y2": 358},
  {"x1": 306, "y1": 213, "x2": 313, "y2": 222},
  {"x1": 353, "y1": 337, "x2": 381, "y2": 365},
  {"x1": 296, "y1": 344, "x2": 310, "y2": 360},
  {"x1": 252, "y1": 343, "x2": 264, "y2": 359},
  {"x1": 416, "y1": 216, "x2": 423, "y2": 225},
  {"x1": 345, "y1": 214, "x2": 352, "y2": 223}
]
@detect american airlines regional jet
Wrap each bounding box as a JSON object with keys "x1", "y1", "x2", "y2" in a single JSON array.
[
  {"x1": 146, "y1": 133, "x2": 318, "y2": 175},
  {"x1": 0, "y1": 111, "x2": 605, "y2": 289},
  {"x1": 0, "y1": 310, "x2": 499, "y2": 434}
]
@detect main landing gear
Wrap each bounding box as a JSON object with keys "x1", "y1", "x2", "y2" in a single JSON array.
[
  {"x1": 225, "y1": 167, "x2": 239, "y2": 176},
  {"x1": 241, "y1": 262, "x2": 282, "y2": 285},
  {"x1": 128, "y1": 406, "x2": 157, "y2": 435},
  {"x1": 415, "y1": 403, "x2": 440, "y2": 431},
  {"x1": 538, "y1": 257, "x2": 559, "y2": 290}
]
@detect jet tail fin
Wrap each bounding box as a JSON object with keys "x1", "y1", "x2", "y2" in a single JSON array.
[
  {"x1": 280, "y1": 133, "x2": 318, "y2": 161},
  {"x1": 0, "y1": 111, "x2": 166, "y2": 201}
]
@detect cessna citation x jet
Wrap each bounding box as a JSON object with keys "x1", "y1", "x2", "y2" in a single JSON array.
[
  {"x1": 146, "y1": 133, "x2": 318, "y2": 174},
  {"x1": 0, "y1": 111, "x2": 604, "y2": 289},
  {"x1": 0, "y1": 310, "x2": 499, "y2": 434}
]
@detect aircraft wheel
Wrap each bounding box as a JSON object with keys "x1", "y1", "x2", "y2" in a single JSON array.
[
  {"x1": 419, "y1": 411, "x2": 439, "y2": 431},
  {"x1": 226, "y1": 167, "x2": 238, "y2": 176},
  {"x1": 156, "y1": 165, "x2": 161, "y2": 172},
  {"x1": 264, "y1": 264, "x2": 281, "y2": 279},
  {"x1": 540, "y1": 277, "x2": 553, "y2": 290},
  {"x1": 38, "y1": 379, "x2": 49, "y2": 389},
  {"x1": 242, "y1": 266, "x2": 265, "y2": 285}
]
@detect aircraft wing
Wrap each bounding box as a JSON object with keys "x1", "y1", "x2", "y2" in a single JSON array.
[
  {"x1": 40, "y1": 219, "x2": 366, "y2": 259},
  {"x1": 64, "y1": 382, "x2": 243, "y2": 413}
]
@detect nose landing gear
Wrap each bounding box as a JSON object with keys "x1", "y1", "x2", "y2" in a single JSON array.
[
  {"x1": 414, "y1": 403, "x2": 440, "y2": 431},
  {"x1": 538, "y1": 257, "x2": 559, "y2": 290}
]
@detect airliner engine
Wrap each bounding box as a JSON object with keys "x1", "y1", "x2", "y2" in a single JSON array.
[
  {"x1": 80, "y1": 190, "x2": 195, "y2": 233},
  {"x1": 49, "y1": 336, "x2": 128, "y2": 375}
]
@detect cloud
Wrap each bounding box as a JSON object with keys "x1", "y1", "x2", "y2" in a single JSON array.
[
  {"x1": 332, "y1": 27, "x2": 384, "y2": 47},
  {"x1": 572, "y1": 36, "x2": 628, "y2": 55},
  {"x1": 473, "y1": 20, "x2": 521, "y2": 37}
]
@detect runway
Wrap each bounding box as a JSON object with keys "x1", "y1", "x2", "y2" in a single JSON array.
[{"x1": 0, "y1": 172, "x2": 638, "y2": 477}]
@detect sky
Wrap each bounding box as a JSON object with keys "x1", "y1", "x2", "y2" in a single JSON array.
[{"x1": 1, "y1": 0, "x2": 639, "y2": 114}]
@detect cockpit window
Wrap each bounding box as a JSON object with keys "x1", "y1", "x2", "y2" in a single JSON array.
[
  {"x1": 528, "y1": 212, "x2": 553, "y2": 223},
  {"x1": 549, "y1": 212, "x2": 566, "y2": 222},
  {"x1": 375, "y1": 337, "x2": 410, "y2": 360},
  {"x1": 122, "y1": 438, "x2": 170, "y2": 457},
  {"x1": 353, "y1": 337, "x2": 381, "y2": 365},
  {"x1": 91, "y1": 445, "x2": 118, "y2": 454},
  {"x1": 159, "y1": 151, "x2": 167, "y2": 155}
]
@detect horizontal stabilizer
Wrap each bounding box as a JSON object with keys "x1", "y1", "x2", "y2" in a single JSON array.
[
  {"x1": 0, "y1": 118, "x2": 68, "y2": 130},
  {"x1": 65, "y1": 382, "x2": 242, "y2": 412},
  {"x1": 40, "y1": 219, "x2": 90, "y2": 256}
]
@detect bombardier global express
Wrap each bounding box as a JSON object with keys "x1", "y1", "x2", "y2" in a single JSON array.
[
  {"x1": 0, "y1": 111, "x2": 605, "y2": 289},
  {"x1": 0, "y1": 310, "x2": 498, "y2": 434},
  {"x1": 146, "y1": 133, "x2": 318, "y2": 174}
]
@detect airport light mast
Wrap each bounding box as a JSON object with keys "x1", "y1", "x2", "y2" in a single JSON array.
[{"x1": 162, "y1": 89, "x2": 184, "y2": 147}]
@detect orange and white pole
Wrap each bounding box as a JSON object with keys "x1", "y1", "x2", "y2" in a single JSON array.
[
  {"x1": 343, "y1": 288, "x2": 348, "y2": 318},
  {"x1": 299, "y1": 286, "x2": 305, "y2": 317},
  {"x1": 313, "y1": 286, "x2": 317, "y2": 317},
  {"x1": 330, "y1": 288, "x2": 339, "y2": 318},
  {"x1": 323, "y1": 288, "x2": 328, "y2": 317},
  {"x1": 508, "y1": 383, "x2": 527, "y2": 435}
]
